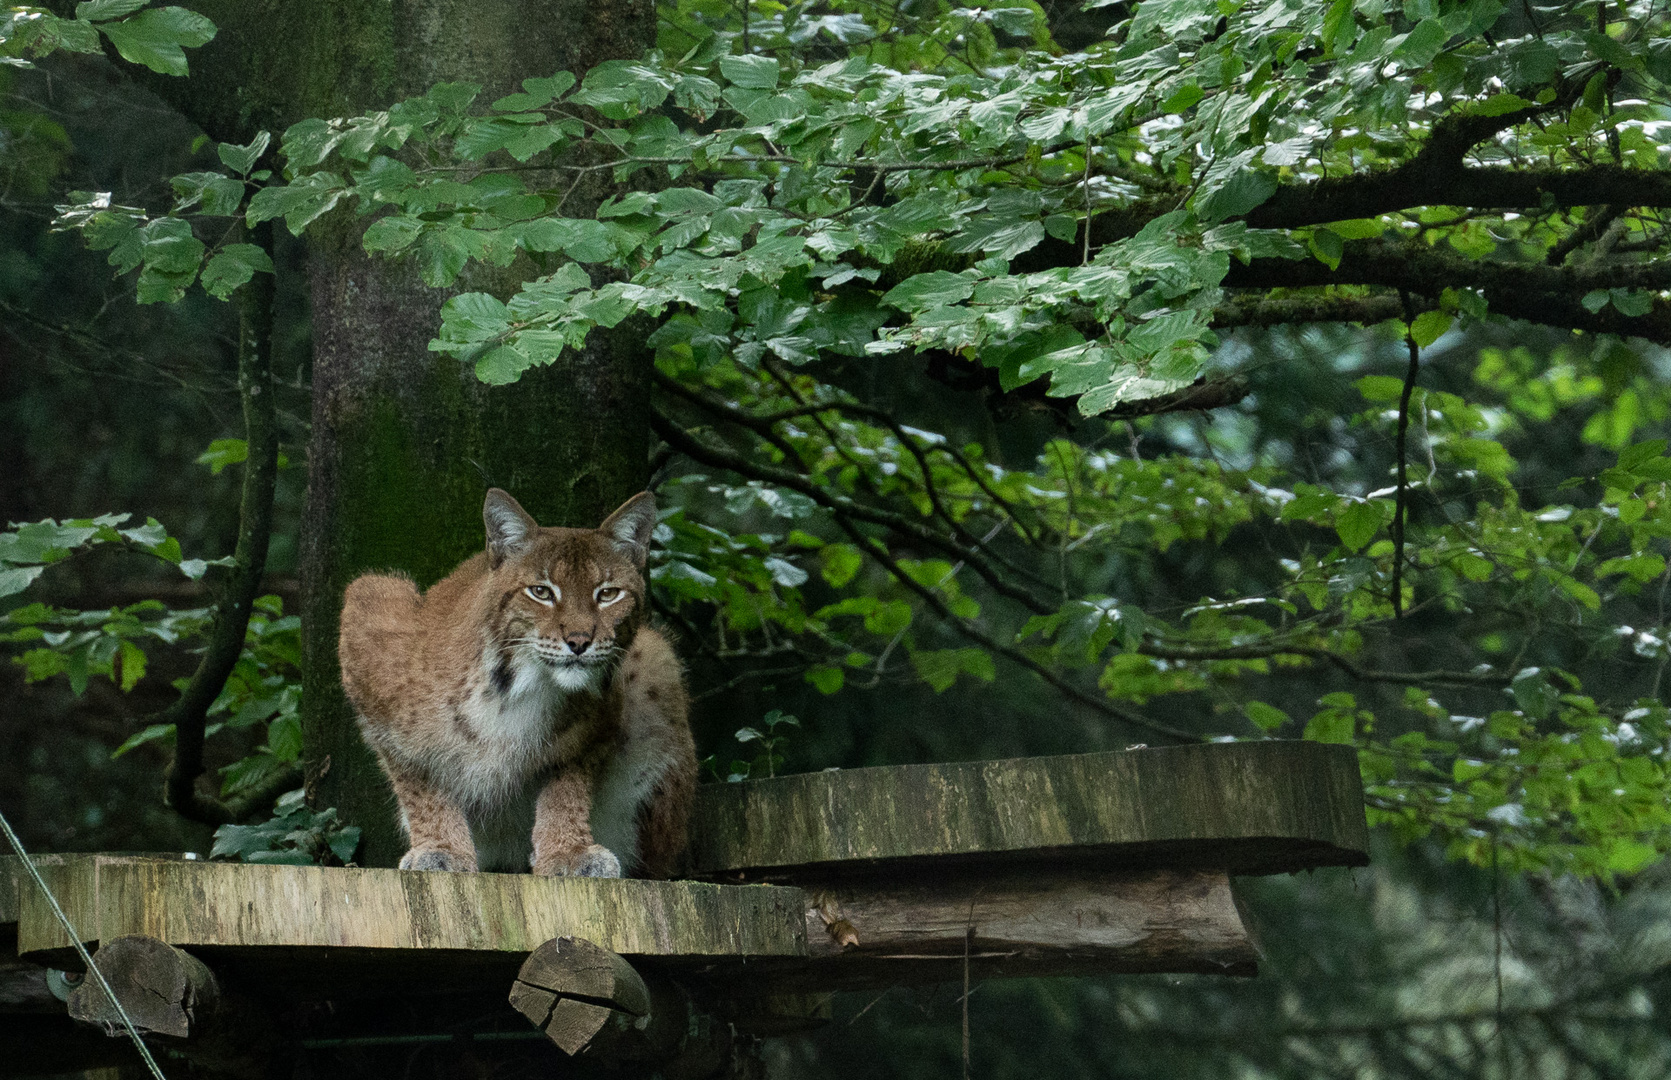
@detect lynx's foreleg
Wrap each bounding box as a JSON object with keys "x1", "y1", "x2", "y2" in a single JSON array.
[
  {"x1": 531, "y1": 770, "x2": 621, "y2": 878},
  {"x1": 388, "y1": 768, "x2": 478, "y2": 873},
  {"x1": 635, "y1": 766, "x2": 696, "y2": 880}
]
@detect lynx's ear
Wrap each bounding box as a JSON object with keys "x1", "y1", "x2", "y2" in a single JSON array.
[
  {"x1": 483, "y1": 488, "x2": 538, "y2": 569},
  {"x1": 599, "y1": 492, "x2": 657, "y2": 567}
]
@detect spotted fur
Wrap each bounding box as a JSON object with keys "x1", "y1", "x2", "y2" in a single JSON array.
[{"x1": 338, "y1": 490, "x2": 695, "y2": 878}]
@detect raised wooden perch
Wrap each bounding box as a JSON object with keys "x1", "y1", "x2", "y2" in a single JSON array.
[{"x1": 1, "y1": 741, "x2": 1367, "y2": 1076}]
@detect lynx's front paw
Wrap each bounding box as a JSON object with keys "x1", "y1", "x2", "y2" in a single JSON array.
[
  {"x1": 534, "y1": 844, "x2": 622, "y2": 878},
  {"x1": 400, "y1": 847, "x2": 477, "y2": 872}
]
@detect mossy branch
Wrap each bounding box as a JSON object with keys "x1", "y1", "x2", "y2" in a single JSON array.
[
  {"x1": 160, "y1": 220, "x2": 292, "y2": 826},
  {"x1": 1222, "y1": 240, "x2": 1671, "y2": 343}
]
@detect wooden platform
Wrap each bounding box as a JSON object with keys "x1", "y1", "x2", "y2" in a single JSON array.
[
  {"x1": 2, "y1": 741, "x2": 1368, "y2": 1062},
  {"x1": 689, "y1": 740, "x2": 1367, "y2": 879},
  {"x1": 6, "y1": 856, "x2": 806, "y2": 972}
]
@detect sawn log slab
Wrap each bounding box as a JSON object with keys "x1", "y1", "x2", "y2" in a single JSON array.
[
  {"x1": 689, "y1": 740, "x2": 1368, "y2": 879},
  {"x1": 7, "y1": 856, "x2": 807, "y2": 968}
]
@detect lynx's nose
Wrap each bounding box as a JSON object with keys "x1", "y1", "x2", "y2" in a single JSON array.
[{"x1": 564, "y1": 633, "x2": 592, "y2": 655}]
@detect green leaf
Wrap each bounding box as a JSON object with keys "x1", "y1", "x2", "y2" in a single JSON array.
[
  {"x1": 245, "y1": 172, "x2": 344, "y2": 235},
  {"x1": 98, "y1": 6, "x2": 216, "y2": 76},
  {"x1": 821, "y1": 543, "x2": 863, "y2": 587},
  {"x1": 1335, "y1": 500, "x2": 1384, "y2": 553},
  {"x1": 881, "y1": 271, "x2": 975, "y2": 311},
  {"x1": 1611, "y1": 289, "x2": 1654, "y2": 317},
  {"x1": 1409, "y1": 310, "x2": 1454, "y2": 348},
  {"x1": 1620, "y1": 439, "x2": 1669, "y2": 473},
  {"x1": 267, "y1": 714, "x2": 302, "y2": 760},
  {"x1": 217, "y1": 132, "x2": 271, "y2": 176},
  {"x1": 1391, "y1": 17, "x2": 1449, "y2": 67},
  {"x1": 1304, "y1": 706, "x2": 1355, "y2": 744},
  {"x1": 1245, "y1": 701, "x2": 1290, "y2": 732},
  {"x1": 112, "y1": 722, "x2": 174, "y2": 758},
  {"x1": 328, "y1": 826, "x2": 361, "y2": 865},
  {"x1": 1474, "y1": 93, "x2": 1532, "y2": 117},
  {"x1": 910, "y1": 648, "x2": 993, "y2": 692},
  {"x1": 1198, "y1": 170, "x2": 1276, "y2": 222},
  {"x1": 140, "y1": 216, "x2": 204, "y2": 273},
  {"x1": 492, "y1": 72, "x2": 575, "y2": 111},
  {"x1": 200, "y1": 243, "x2": 273, "y2": 299},
  {"x1": 1326, "y1": 219, "x2": 1386, "y2": 240},
  {"x1": 1159, "y1": 83, "x2": 1203, "y2": 114},
  {"x1": 805, "y1": 665, "x2": 845, "y2": 694},
  {"x1": 0, "y1": 566, "x2": 46, "y2": 598},
  {"x1": 989, "y1": 7, "x2": 1037, "y2": 34},
  {"x1": 1309, "y1": 227, "x2": 1344, "y2": 269},
  {"x1": 1510, "y1": 668, "x2": 1558, "y2": 720},
  {"x1": 1598, "y1": 553, "x2": 1667, "y2": 584},
  {"x1": 1606, "y1": 839, "x2": 1660, "y2": 875},
  {"x1": 76, "y1": 0, "x2": 148, "y2": 21},
  {"x1": 719, "y1": 54, "x2": 780, "y2": 90},
  {"x1": 117, "y1": 639, "x2": 147, "y2": 692},
  {"x1": 171, "y1": 172, "x2": 246, "y2": 217},
  {"x1": 1356, "y1": 375, "x2": 1407, "y2": 402}
]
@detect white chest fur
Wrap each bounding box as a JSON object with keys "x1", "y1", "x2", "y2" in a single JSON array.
[{"x1": 436, "y1": 652, "x2": 563, "y2": 809}]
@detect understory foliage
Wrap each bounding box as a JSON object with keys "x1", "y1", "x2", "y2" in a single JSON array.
[{"x1": 0, "y1": 512, "x2": 304, "y2": 804}]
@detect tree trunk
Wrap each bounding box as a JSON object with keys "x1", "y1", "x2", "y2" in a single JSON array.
[{"x1": 120, "y1": 1, "x2": 658, "y2": 863}]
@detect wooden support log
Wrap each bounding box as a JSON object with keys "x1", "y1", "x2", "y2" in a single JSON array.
[
  {"x1": 68, "y1": 934, "x2": 218, "y2": 1038},
  {"x1": 778, "y1": 867, "x2": 1260, "y2": 992},
  {"x1": 66, "y1": 934, "x2": 280, "y2": 1079},
  {"x1": 509, "y1": 936, "x2": 650, "y2": 1055},
  {"x1": 510, "y1": 937, "x2": 743, "y2": 1076}
]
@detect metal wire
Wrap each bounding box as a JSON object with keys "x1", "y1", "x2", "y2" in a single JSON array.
[{"x1": 0, "y1": 809, "x2": 168, "y2": 1080}]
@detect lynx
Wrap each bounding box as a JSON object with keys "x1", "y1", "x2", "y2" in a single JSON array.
[{"x1": 337, "y1": 489, "x2": 696, "y2": 878}]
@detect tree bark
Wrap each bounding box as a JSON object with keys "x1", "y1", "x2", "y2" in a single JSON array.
[{"x1": 112, "y1": 1, "x2": 658, "y2": 863}]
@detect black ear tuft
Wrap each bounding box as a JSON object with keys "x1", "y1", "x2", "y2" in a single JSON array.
[
  {"x1": 598, "y1": 492, "x2": 657, "y2": 567},
  {"x1": 483, "y1": 488, "x2": 538, "y2": 569}
]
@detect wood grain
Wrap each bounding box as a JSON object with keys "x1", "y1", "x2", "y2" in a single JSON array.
[
  {"x1": 68, "y1": 934, "x2": 218, "y2": 1039},
  {"x1": 787, "y1": 867, "x2": 1258, "y2": 990},
  {"x1": 510, "y1": 936, "x2": 651, "y2": 1054},
  {"x1": 12, "y1": 857, "x2": 807, "y2": 965},
  {"x1": 690, "y1": 740, "x2": 1368, "y2": 878}
]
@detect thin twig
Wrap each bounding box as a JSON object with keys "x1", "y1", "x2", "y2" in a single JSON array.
[
  {"x1": 832, "y1": 515, "x2": 1199, "y2": 742},
  {"x1": 1139, "y1": 640, "x2": 1510, "y2": 687},
  {"x1": 1393, "y1": 292, "x2": 1422, "y2": 618},
  {"x1": 649, "y1": 405, "x2": 1055, "y2": 614}
]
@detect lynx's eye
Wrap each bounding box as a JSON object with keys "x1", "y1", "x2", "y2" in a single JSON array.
[
  {"x1": 595, "y1": 585, "x2": 623, "y2": 606},
  {"x1": 525, "y1": 584, "x2": 556, "y2": 604}
]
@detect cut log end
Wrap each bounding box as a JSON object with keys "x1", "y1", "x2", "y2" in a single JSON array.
[
  {"x1": 67, "y1": 934, "x2": 217, "y2": 1039},
  {"x1": 510, "y1": 936, "x2": 651, "y2": 1055}
]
